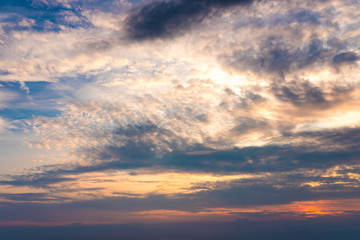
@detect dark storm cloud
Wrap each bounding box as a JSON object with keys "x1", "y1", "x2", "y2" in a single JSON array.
[{"x1": 125, "y1": 0, "x2": 257, "y2": 40}]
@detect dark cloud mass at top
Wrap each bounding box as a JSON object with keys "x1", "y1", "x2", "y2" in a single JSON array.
[{"x1": 126, "y1": 0, "x2": 256, "y2": 40}]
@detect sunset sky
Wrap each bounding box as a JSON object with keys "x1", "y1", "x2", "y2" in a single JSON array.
[{"x1": 0, "y1": 0, "x2": 360, "y2": 239}]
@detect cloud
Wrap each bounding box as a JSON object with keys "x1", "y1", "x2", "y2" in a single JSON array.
[
  {"x1": 229, "y1": 37, "x2": 341, "y2": 77},
  {"x1": 125, "y1": 0, "x2": 257, "y2": 40},
  {"x1": 0, "y1": 117, "x2": 6, "y2": 132},
  {"x1": 75, "y1": 0, "x2": 133, "y2": 13},
  {"x1": 0, "y1": 174, "x2": 75, "y2": 188},
  {"x1": 0, "y1": 0, "x2": 92, "y2": 33},
  {"x1": 332, "y1": 52, "x2": 359, "y2": 65},
  {"x1": 2, "y1": 126, "x2": 360, "y2": 202},
  {"x1": 271, "y1": 80, "x2": 355, "y2": 108},
  {"x1": 0, "y1": 88, "x2": 18, "y2": 109},
  {"x1": 0, "y1": 193, "x2": 65, "y2": 203},
  {"x1": 295, "y1": 127, "x2": 360, "y2": 151},
  {"x1": 0, "y1": 0, "x2": 360, "y2": 228},
  {"x1": 0, "y1": 81, "x2": 63, "y2": 120}
]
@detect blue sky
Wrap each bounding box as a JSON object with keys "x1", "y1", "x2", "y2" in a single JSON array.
[{"x1": 0, "y1": 0, "x2": 360, "y2": 238}]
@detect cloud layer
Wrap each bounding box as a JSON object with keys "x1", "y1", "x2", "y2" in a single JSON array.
[
  {"x1": 125, "y1": 0, "x2": 257, "y2": 40},
  {"x1": 0, "y1": 0, "x2": 359, "y2": 233}
]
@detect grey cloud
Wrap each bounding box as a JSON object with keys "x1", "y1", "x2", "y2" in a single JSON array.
[
  {"x1": 0, "y1": 173, "x2": 76, "y2": 188},
  {"x1": 86, "y1": 126, "x2": 360, "y2": 174},
  {"x1": 113, "y1": 122, "x2": 159, "y2": 137},
  {"x1": 125, "y1": 0, "x2": 257, "y2": 41},
  {"x1": 272, "y1": 82, "x2": 357, "y2": 109},
  {"x1": 272, "y1": 80, "x2": 327, "y2": 107},
  {"x1": 168, "y1": 146, "x2": 360, "y2": 173},
  {"x1": 237, "y1": 91, "x2": 265, "y2": 109},
  {"x1": 230, "y1": 37, "x2": 331, "y2": 76},
  {"x1": 295, "y1": 127, "x2": 360, "y2": 151},
  {"x1": 293, "y1": 10, "x2": 321, "y2": 24},
  {"x1": 230, "y1": 117, "x2": 269, "y2": 135},
  {"x1": 87, "y1": 40, "x2": 113, "y2": 51},
  {"x1": 195, "y1": 182, "x2": 360, "y2": 206},
  {"x1": 2, "y1": 125, "x2": 360, "y2": 189},
  {"x1": 1, "y1": 183, "x2": 359, "y2": 222},
  {"x1": 1, "y1": 182, "x2": 360, "y2": 228},
  {"x1": 221, "y1": 89, "x2": 265, "y2": 110},
  {"x1": 0, "y1": 193, "x2": 66, "y2": 202},
  {"x1": 332, "y1": 52, "x2": 359, "y2": 65}
]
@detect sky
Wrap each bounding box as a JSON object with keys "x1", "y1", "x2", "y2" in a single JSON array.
[{"x1": 0, "y1": 0, "x2": 360, "y2": 239}]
